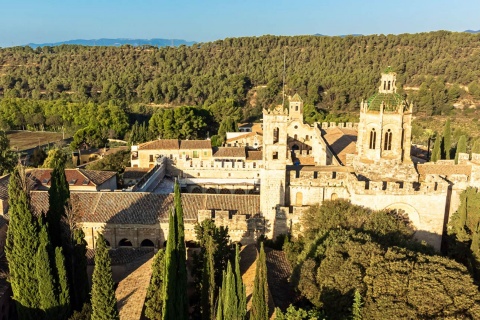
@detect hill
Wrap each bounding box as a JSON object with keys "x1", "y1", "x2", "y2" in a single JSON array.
[
  {"x1": 24, "y1": 38, "x2": 196, "y2": 48},
  {"x1": 1, "y1": 31, "x2": 480, "y2": 119}
]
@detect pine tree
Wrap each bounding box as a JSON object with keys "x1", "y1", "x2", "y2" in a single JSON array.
[
  {"x1": 144, "y1": 249, "x2": 165, "y2": 320},
  {"x1": 234, "y1": 245, "x2": 247, "y2": 320},
  {"x1": 5, "y1": 165, "x2": 41, "y2": 319},
  {"x1": 455, "y1": 135, "x2": 467, "y2": 164},
  {"x1": 47, "y1": 158, "x2": 70, "y2": 248},
  {"x1": 250, "y1": 243, "x2": 268, "y2": 320},
  {"x1": 91, "y1": 234, "x2": 119, "y2": 320},
  {"x1": 36, "y1": 222, "x2": 59, "y2": 319},
  {"x1": 55, "y1": 246, "x2": 71, "y2": 320},
  {"x1": 432, "y1": 134, "x2": 442, "y2": 162},
  {"x1": 443, "y1": 119, "x2": 452, "y2": 159},
  {"x1": 352, "y1": 289, "x2": 363, "y2": 320}
]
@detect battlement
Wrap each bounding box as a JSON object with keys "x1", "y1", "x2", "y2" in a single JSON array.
[
  {"x1": 198, "y1": 209, "x2": 248, "y2": 229},
  {"x1": 289, "y1": 169, "x2": 348, "y2": 187},
  {"x1": 471, "y1": 153, "x2": 480, "y2": 163},
  {"x1": 263, "y1": 105, "x2": 288, "y2": 116},
  {"x1": 320, "y1": 122, "x2": 359, "y2": 130},
  {"x1": 347, "y1": 173, "x2": 448, "y2": 195},
  {"x1": 178, "y1": 159, "x2": 262, "y2": 170}
]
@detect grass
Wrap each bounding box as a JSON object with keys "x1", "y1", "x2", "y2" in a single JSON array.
[{"x1": 7, "y1": 130, "x2": 70, "y2": 151}]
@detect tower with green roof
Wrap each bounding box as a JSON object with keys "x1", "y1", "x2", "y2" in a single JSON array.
[{"x1": 355, "y1": 69, "x2": 414, "y2": 179}]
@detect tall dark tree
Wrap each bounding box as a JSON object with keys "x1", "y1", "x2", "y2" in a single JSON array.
[
  {"x1": 144, "y1": 249, "x2": 165, "y2": 320},
  {"x1": 90, "y1": 234, "x2": 119, "y2": 320},
  {"x1": 455, "y1": 135, "x2": 467, "y2": 164},
  {"x1": 162, "y1": 181, "x2": 188, "y2": 320},
  {"x1": 250, "y1": 243, "x2": 268, "y2": 320},
  {"x1": 0, "y1": 130, "x2": 16, "y2": 175},
  {"x1": 234, "y1": 245, "x2": 247, "y2": 320},
  {"x1": 55, "y1": 246, "x2": 71, "y2": 319},
  {"x1": 36, "y1": 222, "x2": 59, "y2": 319},
  {"x1": 431, "y1": 134, "x2": 442, "y2": 162},
  {"x1": 71, "y1": 228, "x2": 90, "y2": 311},
  {"x1": 442, "y1": 119, "x2": 452, "y2": 159},
  {"x1": 200, "y1": 235, "x2": 216, "y2": 320},
  {"x1": 5, "y1": 165, "x2": 40, "y2": 319},
  {"x1": 47, "y1": 157, "x2": 70, "y2": 248}
]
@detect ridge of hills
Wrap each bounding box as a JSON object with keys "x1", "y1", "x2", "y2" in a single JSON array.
[{"x1": 25, "y1": 38, "x2": 196, "y2": 48}]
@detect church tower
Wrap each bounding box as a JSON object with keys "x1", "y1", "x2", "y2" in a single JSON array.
[
  {"x1": 260, "y1": 105, "x2": 288, "y2": 239},
  {"x1": 289, "y1": 93, "x2": 304, "y2": 122},
  {"x1": 355, "y1": 68, "x2": 416, "y2": 181}
]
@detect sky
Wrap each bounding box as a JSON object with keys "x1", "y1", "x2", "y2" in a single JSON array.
[{"x1": 1, "y1": 0, "x2": 479, "y2": 47}]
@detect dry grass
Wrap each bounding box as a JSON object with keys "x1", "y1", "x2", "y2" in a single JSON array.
[{"x1": 6, "y1": 130, "x2": 69, "y2": 151}]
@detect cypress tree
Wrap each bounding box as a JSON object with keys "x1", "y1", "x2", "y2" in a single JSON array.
[
  {"x1": 472, "y1": 138, "x2": 480, "y2": 154},
  {"x1": 144, "y1": 249, "x2": 165, "y2": 320},
  {"x1": 223, "y1": 262, "x2": 237, "y2": 320},
  {"x1": 234, "y1": 245, "x2": 247, "y2": 320},
  {"x1": 352, "y1": 289, "x2": 363, "y2": 320},
  {"x1": 55, "y1": 246, "x2": 71, "y2": 319},
  {"x1": 455, "y1": 135, "x2": 467, "y2": 164},
  {"x1": 5, "y1": 165, "x2": 41, "y2": 319},
  {"x1": 91, "y1": 234, "x2": 119, "y2": 320},
  {"x1": 432, "y1": 134, "x2": 441, "y2": 162},
  {"x1": 200, "y1": 235, "x2": 216, "y2": 320},
  {"x1": 250, "y1": 243, "x2": 268, "y2": 320},
  {"x1": 36, "y1": 223, "x2": 59, "y2": 319},
  {"x1": 162, "y1": 209, "x2": 179, "y2": 320},
  {"x1": 174, "y1": 181, "x2": 188, "y2": 319},
  {"x1": 47, "y1": 158, "x2": 70, "y2": 248},
  {"x1": 443, "y1": 119, "x2": 452, "y2": 159},
  {"x1": 216, "y1": 287, "x2": 224, "y2": 320},
  {"x1": 72, "y1": 228, "x2": 90, "y2": 311}
]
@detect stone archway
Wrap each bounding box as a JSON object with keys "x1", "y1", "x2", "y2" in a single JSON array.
[
  {"x1": 384, "y1": 203, "x2": 420, "y2": 230},
  {"x1": 191, "y1": 186, "x2": 202, "y2": 193},
  {"x1": 234, "y1": 189, "x2": 246, "y2": 195},
  {"x1": 220, "y1": 189, "x2": 231, "y2": 194},
  {"x1": 118, "y1": 238, "x2": 133, "y2": 247},
  {"x1": 331, "y1": 193, "x2": 338, "y2": 200},
  {"x1": 206, "y1": 188, "x2": 216, "y2": 194},
  {"x1": 140, "y1": 239, "x2": 154, "y2": 247}
]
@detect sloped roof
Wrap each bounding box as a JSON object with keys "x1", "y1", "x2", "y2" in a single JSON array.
[
  {"x1": 29, "y1": 191, "x2": 260, "y2": 225},
  {"x1": 323, "y1": 127, "x2": 358, "y2": 165},
  {"x1": 123, "y1": 167, "x2": 149, "y2": 180},
  {"x1": 180, "y1": 140, "x2": 212, "y2": 150},
  {"x1": 213, "y1": 147, "x2": 246, "y2": 158},
  {"x1": 367, "y1": 92, "x2": 405, "y2": 112},
  {"x1": 226, "y1": 131, "x2": 262, "y2": 143},
  {"x1": 27, "y1": 169, "x2": 116, "y2": 188},
  {"x1": 246, "y1": 150, "x2": 263, "y2": 161},
  {"x1": 290, "y1": 93, "x2": 303, "y2": 102},
  {"x1": 138, "y1": 139, "x2": 179, "y2": 150},
  {"x1": 417, "y1": 164, "x2": 472, "y2": 181}
]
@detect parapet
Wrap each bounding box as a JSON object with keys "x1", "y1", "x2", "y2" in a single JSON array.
[
  {"x1": 321, "y1": 122, "x2": 359, "y2": 130},
  {"x1": 289, "y1": 169, "x2": 347, "y2": 187},
  {"x1": 347, "y1": 173, "x2": 448, "y2": 195}
]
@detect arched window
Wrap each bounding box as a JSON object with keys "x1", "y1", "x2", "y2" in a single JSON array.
[
  {"x1": 295, "y1": 105, "x2": 299, "y2": 111},
  {"x1": 369, "y1": 129, "x2": 376, "y2": 149},
  {"x1": 384, "y1": 129, "x2": 392, "y2": 150},
  {"x1": 331, "y1": 193, "x2": 338, "y2": 201},
  {"x1": 383, "y1": 81, "x2": 386, "y2": 90},
  {"x1": 273, "y1": 127, "x2": 279, "y2": 143},
  {"x1": 118, "y1": 238, "x2": 133, "y2": 247},
  {"x1": 388, "y1": 81, "x2": 391, "y2": 90}
]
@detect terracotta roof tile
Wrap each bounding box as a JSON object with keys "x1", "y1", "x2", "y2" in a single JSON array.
[
  {"x1": 226, "y1": 131, "x2": 263, "y2": 142},
  {"x1": 246, "y1": 150, "x2": 263, "y2": 160},
  {"x1": 27, "y1": 169, "x2": 116, "y2": 188},
  {"x1": 179, "y1": 140, "x2": 212, "y2": 150},
  {"x1": 213, "y1": 147, "x2": 246, "y2": 158},
  {"x1": 123, "y1": 168, "x2": 150, "y2": 180},
  {"x1": 29, "y1": 191, "x2": 260, "y2": 225},
  {"x1": 323, "y1": 127, "x2": 357, "y2": 165},
  {"x1": 417, "y1": 164, "x2": 472, "y2": 181},
  {"x1": 138, "y1": 139, "x2": 179, "y2": 150}
]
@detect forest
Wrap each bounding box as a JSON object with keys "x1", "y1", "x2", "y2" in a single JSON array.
[{"x1": 1, "y1": 31, "x2": 480, "y2": 147}]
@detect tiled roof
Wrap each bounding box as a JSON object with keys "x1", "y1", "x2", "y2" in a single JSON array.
[
  {"x1": 27, "y1": 169, "x2": 116, "y2": 187},
  {"x1": 179, "y1": 140, "x2": 212, "y2": 150},
  {"x1": 226, "y1": 131, "x2": 262, "y2": 142},
  {"x1": 86, "y1": 247, "x2": 154, "y2": 265},
  {"x1": 29, "y1": 191, "x2": 260, "y2": 225},
  {"x1": 417, "y1": 164, "x2": 472, "y2": 181},
  {"x1": 0, "y1": 175, "x2": 8, "y2": 201},
  {"x1": 246, "y1": 150, "x2": 263, "y2": 161},
  {"x1": 213, "y1": 147, "x2": 246, "y2": 158},
  {"x1": 138, "y1": 139, "x2": 179, "y2": 150},
  {"x1": 123, "y1": 168, "x2": 149, "y2": 180},
  {"x1": 237, "y1": 123, "x2": 263, "y2": 134},
  {"x1": 323, "y1": 127, "x2": 357, "y2": 165}
]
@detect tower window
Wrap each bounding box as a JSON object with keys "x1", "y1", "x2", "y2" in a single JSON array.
[
  {"x1": 273, "y1": 151, "x2": 279, "y2": 160},
  {"x1": 388, "y1": 81, "x2": 391, "y2": 90},
  {"x1": 273, "y1": 127, "x2": 279, "y2": 144},
  {"x1": 383, "y1": 81, "x2": 386, "y2": 90},
  {"x1": 295, "y1": 105, "x2": 299, "y2": 111},
  {"x1": 369, "y1": 129, "x2": 376, "y2": 149},
  {"x1": 384, "y1": 129, "x2": 392, "y2": 150}
]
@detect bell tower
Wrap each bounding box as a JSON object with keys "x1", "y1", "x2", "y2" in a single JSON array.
[
  {"x1": 260, "y1": 105, "x2": 288, "y2": 239},
  {"x1": 289, "y1": 93, "x2": 304, "y2": 122}
]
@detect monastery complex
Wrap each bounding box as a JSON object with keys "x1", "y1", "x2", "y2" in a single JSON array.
[{"x1": 1, "y1": 70, "x2": 479, "y2": 251}]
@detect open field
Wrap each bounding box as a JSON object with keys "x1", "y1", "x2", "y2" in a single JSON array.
[{"x1": 7, "y1": 130, "x2": 70, "y2": 151}]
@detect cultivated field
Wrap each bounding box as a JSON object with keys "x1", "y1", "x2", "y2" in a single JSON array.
[{"x1": 7, "y1": 130, "x2": 70, "y2": 151}]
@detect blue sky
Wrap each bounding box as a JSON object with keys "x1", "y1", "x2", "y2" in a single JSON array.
[{"x1": 1, "y1": 0, "x2": 479, "y2": 47}]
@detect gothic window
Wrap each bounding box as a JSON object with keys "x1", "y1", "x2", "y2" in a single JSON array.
[
  {"x1": 384, "y1": 129, "x2": 393, "y2": 150},
  {"x1": 369, "y1": 129, "x2": 376, "y2": 149},
  {"x1": 295, "y1": 105, "x2": 299, "y2": 111},
  {"x1": 383, "y1": 81, "x2": 386, "y2": 90}
]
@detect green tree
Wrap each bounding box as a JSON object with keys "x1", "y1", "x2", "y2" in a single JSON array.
[
  {"x1": 5, "y1": 165, "x2": 40, "y2": 319},
  {"x1": 47, "y1": 156, "x2": 70, "y2": 248},
  {"x1": 352, "y1": 289, "x2": 363, "y2": 320},
  {"x1": 200, "y1": 235, "x2": 216, "y2": 320},
  {"x1": 42, "y1": 148, "x2": 68, "y2": 169},
  {"x1": 431, "y1": 134, "x2": 442, "y2": 162},
  {"x1": 442, "y1": 119, "x2": 452, "y2": 159},
  {"x1": 275, "y1": 305, "x2": 323, "y2": 320},
  {"x1": 250, "y1": 243, "x2": 268, "y2": 320},
  {"x1": 144, "y1": 249, "x2": 165, "y2": 320},
  {"x1": 90, "y1": 234, "x2": 119, "y2": 320},
  {"x1": 234, "y1": 245, "x2": 246, "y2": 320},
  {"x1": 162, "y1": 182, "x2": 188, "y2": 320},
  {"x1": 455, "y1": 135, "x2": 467, "y2": 164},
  {"x1": 71, "y1": 228, "x2": 90, "y2": 311},
  {"x1": 30, "y1": 146, "x2": 47, "y2": 167},
  {"x1": 0, "y1": 131, "x2": 16, "y2": 175},
  {"x1": 55, "y1": 246, "x2": 71, "y2": 319},
  {"x1": 472, "y1": 138, "x2": 480, "y2": 154}
]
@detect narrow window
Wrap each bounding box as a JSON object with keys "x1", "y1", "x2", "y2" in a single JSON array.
[
  {"x1": 273, "y1": 151, "x2": 278, "y2": 160},
  {"x1": 369, "y1": 129, "x2": 376, "y2": 149},
  {"x1": 388, "y1": 81, "x2": 391, "y2": 90},
  {"x1": 383, "y1": 81, "x2": 386, "y2": 90},
  {"x1": 273, "y1": 127, "x2": 279, "y2": 143},
  {"x1": 295, "y1": 105, "x2": 299, "y2": 111},
  {"x1": 294, "y1": 134, "x2": 298, "y2": 140},
  {"x1": 384, "y1": 129, "x2": 392, "y2": 150},
  {"x1": 149, "y1": 155, "x2": 154, "y2": 162}
]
